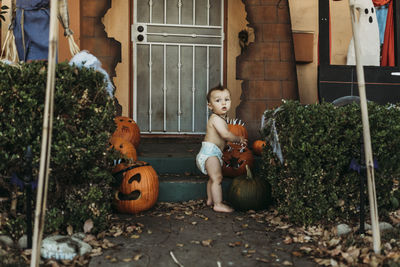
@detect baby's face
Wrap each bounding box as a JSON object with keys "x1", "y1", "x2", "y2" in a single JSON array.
[{"x1": 208, "y1": 89, "x2": 231, "y2": 116}]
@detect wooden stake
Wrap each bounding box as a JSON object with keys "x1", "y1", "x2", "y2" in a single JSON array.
[
  {"x1": 348, "y1": 0, "x2": 381, "y2": 254},
  {"x1": 30, "y1": 0, "x2": 58, "y2": 266}
]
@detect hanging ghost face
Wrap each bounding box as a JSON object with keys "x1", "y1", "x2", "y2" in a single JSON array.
[{"x1": 346, "y1": 0, "x2": 380, "y2": 66}]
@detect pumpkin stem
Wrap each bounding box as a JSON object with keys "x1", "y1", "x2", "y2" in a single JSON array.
[{"x1": 245, "y1": 165, "x2": 253, "y2": 180}]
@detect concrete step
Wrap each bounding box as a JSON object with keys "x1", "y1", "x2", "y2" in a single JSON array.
[
  {"x1": 138, "y1": 155, "x2": 263, "y2": 175},
  {"x1": 135, "y1": 139, "x2": 263, "y2": 202},
  {"x1": 157, "y1": 173, "x2": 233, "y2": 202}
]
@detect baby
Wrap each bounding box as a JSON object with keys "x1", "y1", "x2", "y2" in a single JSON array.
[{"x1": 196, "y1": 85, "x2": 247, "y2": 213}]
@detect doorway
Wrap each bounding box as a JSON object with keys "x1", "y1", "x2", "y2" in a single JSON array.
[{"x1": 132, "y1": 0, "x2": 224, "y2": 134}]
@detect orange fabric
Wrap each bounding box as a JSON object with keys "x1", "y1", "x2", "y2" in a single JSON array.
[
  {"x1": 372, "y1": 0, "x2": 391, "y2": 6},
  {"x1": 380, "y1": 0, "x2": 394, "y2": 66}
]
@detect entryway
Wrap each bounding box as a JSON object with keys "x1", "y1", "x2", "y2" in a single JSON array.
[{"x1": 132, "y1": 0, "x2": 224, "y2": 134}]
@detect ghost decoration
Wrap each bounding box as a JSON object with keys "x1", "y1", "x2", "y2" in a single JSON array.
[{"x1": 346, "y1": 0, "x2": 380, "y2": 66}]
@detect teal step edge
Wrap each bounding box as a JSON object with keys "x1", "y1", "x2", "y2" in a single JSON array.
[
  {"x1": 139, "y1": 156, "x2": 263, "y2": 175},
  {"x1": 157, "y1": 178, "x2": 232, "y2": 202}
]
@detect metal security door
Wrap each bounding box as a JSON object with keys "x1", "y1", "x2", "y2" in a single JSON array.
[{"x1": 133, "y1": 0, "x2": 224, "y2": 134}]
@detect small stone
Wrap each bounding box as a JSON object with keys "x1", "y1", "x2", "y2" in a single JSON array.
[
  {"x1": 41, "y1": 235, "x2": 92, "y2": 260},
  {"x1": 0, "y1": 235, "x2": 14, "y2": 247},
  {"x1": 379, "y1": 222, "x2": 393, "y2": 232},
  {"x1": 18, "y1": 235, "x2": 27, "y2": 249},
  {"x1": 364, "y1": 222, "x2": 393, "y2": 232},
  {"x1": 337, "y1": 223, "x2": 352, "y2": 236}
]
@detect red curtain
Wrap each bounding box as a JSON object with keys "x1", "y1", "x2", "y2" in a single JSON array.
[{"x1": 373, "y1": 0, "x2": 394, "y2": 66}]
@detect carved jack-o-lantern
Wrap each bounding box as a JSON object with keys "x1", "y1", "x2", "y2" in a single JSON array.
[
  {"x1": 113, "y1": 161, "x2": 159, "y2": 214},
  {"x1": 222, "y1": 144, "x2": 254, "y2": 177},
  {"x1": 112, "y1": 116, "x2": 141, "y2": 149}
]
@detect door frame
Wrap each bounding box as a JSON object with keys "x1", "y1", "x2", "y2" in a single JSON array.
[{"x1": 128, "y1": 0, "x2": 228, "y2": 133}]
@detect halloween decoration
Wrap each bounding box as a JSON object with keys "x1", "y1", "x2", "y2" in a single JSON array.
[
  {"x1": 109, "y1": 136, "x2": 137, "y2": 161},
  {"x1": 226, "y1": 118, "x2": 248, "y2": 139},
  {"x1": 346, "y1": 0, "x2": 380, "y2": 66},
  {"x1": 222, "y1": 144, "x2": 254, "y2": 177},
  {"x1": 228, "y1": 165, "x2": 271, "y2": 211},
  {"x1": 252, "y1": 140, "x2": 266, "y2": 156},
  {"x1": 112, "y1": 116, "x2": 141, "y2": 149},
  {"x1": 113, "y1": 161, "x2": 159, "y2": 214}
]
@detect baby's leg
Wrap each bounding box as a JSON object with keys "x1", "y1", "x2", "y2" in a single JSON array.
[
  {"x1": 205, "y1": 157, "x2": 233, "y2": 213},
  {"x1": 206, "y1": 179, "x2": 213, "y2": 206}
]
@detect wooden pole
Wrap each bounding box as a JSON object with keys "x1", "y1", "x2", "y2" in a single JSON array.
[
  {"x1": 348, "y1": 0, "x2": 381, "y2": 254},
  {"x1": 30, "y1": 0, "x2": 58, "y2": 266}
]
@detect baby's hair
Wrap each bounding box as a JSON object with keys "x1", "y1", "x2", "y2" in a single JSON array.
[{"x1": 206, "y1": 85, "x2": 230, "y2": 103}]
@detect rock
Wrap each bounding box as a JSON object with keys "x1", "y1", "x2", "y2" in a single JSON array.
[
  {"x1": 17, "y1": 235, "x2": 27, "y2": 249},
  {"x1": 41, "y1": 235, "x2": 92, "y2": 260},
  {"x1": 0, "y1": 235, "x2": 14, "y2": 247},
  {"x1": 337, "y1": 224, "x2": 352, "y2": 236},
  {"x1": 379, "y1": 222, "x2": 393, "y2": 231},
  {"x1": 363, "y1": 222, "x2": 393, "y2": 232}
]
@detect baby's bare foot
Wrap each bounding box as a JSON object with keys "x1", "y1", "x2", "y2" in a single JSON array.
[
  {"x1": 206, "y1": 199, "x2": 213, "y2": 206},
  {"x1": 213, "y1": 203, "x2": 234, "y2": 213}
]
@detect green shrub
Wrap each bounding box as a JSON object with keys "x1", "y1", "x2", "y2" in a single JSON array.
[
  {"x1": 261, "y1": 100, "x2": 400, "y2": 225},
  {"x1": 0, "y1": 61, "x2": 119, "y2": 235}
]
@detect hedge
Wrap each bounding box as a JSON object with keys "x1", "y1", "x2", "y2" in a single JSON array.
[
  {"x1": 261, "y1": 100, "x2": 400, "y2": 225},
  {"x1": 0, "y1": 61, "x2": 119, "y2": 236}
]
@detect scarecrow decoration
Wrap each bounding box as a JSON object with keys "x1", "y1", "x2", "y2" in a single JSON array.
[{"x1": 2, "y1": 0, "x2": 79, "y2": 62}]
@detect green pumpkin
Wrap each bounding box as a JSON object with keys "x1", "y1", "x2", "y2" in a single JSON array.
[{"x1": 228, "y1": 165, "x2": 272, "y2": 211}]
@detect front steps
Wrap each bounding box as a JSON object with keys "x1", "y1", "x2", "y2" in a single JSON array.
[{"x1": 137, "y1": 138, "x2": 261, "y2": 202}]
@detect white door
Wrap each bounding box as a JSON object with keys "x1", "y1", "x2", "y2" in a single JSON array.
[{"x1": 132, "y1": 0, "x2": 224, "y2": 134}]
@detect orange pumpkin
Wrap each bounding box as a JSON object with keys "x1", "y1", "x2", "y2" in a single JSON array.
[
  {"x1": 227, "y1": 118, "x2": 248, "y2": 139},
  {"x1": 222, "y1": 143, "x2": 254, "y2": 177},
  {"x1": 112, "y1": 116, "x2": 141, "y2": 148},
  {"x1": 252, "y1": 140, "x2": 267, "y2": 156},
  {"x1": 113, "y1": 161, "x2": 159, "y2": 214},
  {"x1": 109, "y1": 136, "x2": 137, "y2": 161}
]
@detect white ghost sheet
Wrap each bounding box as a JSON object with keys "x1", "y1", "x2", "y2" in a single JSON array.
[{"x1": 346, "y1": 0, "x2": 380, "y2": 66}]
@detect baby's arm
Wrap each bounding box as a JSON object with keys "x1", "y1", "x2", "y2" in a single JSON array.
[{"x1": 212, "y1": 117, "x2": 248, "y2": 146}]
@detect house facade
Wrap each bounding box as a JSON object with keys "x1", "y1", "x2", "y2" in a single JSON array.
[{"x1": 1, "y1": 0, "x2": 398, "y2": 141}]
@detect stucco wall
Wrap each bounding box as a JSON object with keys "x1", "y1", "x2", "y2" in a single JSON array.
[
  {"x1": 288, "y1": 0, "x2": 318, "y2": 104},
  {"x1": 330, "y1": 0, "x2": 352, "y2": 65},
  {"x1": 103, "y1": 1, "x2": 130, "y2": 117}
]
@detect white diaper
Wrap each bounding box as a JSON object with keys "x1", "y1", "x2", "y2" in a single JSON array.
[{"x1": 196, "y1": 142, "x2": 223, "y2": 175}]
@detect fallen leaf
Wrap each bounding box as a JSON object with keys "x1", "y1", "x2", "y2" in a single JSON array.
[
  {"x1": 131, "y1": 234, "x2": 140, "y2": 239},
  {"x1": 283, "y1": 260, "x2": 293, "y2": 266},
  {"x1": 201, "y1": 239, "x2": 213, "y2": 247},
  {"x1": 83, "y1": 219, "x2": 94, "y2": 233},
  {"x1": 292, "y1": 251, "x2": 302, "y2": 257},
  {"x1": 67, "y1": 225, "x2": 73, "y2": 236},
  {"x1": 176, "y1": 243, "x2": 184, "y2": 247},
  {"x1": 133, "y1": 254, "x2": 142, "y2": 261},
  {"x1": 283, "y1": 236, "x2": 293, "y2": 244},
  {"x1": 122, "y1": 258, "x2": 132, "y2": 262}
]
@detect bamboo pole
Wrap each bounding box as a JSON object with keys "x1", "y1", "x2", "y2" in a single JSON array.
[
  {"x1": 30, "y1": 0, "x2": 59, "y2": 266},
  {"x1": 348, "y1": 0, "x2": 381, "y2": 254}
]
